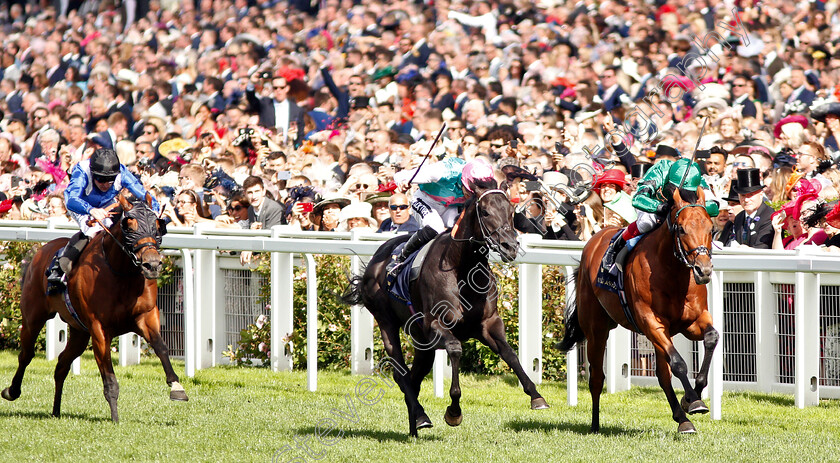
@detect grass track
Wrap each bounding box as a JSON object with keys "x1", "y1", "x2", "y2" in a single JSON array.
[{"x1": 1, "y1": 351, "x2": 839, "y2": 462}]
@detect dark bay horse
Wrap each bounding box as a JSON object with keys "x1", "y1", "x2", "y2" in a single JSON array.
[
  {"x1": 343, "y1": 178, "x2": 549, "y2": 437},
  {"x1": 3, "y1": 192, "x2": 187, "y2": 422},
  {"x1": 558, "y1": 187, "x2": 718, "y2": 434}
]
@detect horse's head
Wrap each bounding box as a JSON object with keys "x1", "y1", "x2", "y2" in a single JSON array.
[
  {"x1": 466, "y1": 179, "x2": 519, "y2": 262},
  {"x1": 669, "y1": 186, "x2": 713, "y2": 285},
  {"x1": 117, "y1": 193, "x2": 167, "y2": 279}
]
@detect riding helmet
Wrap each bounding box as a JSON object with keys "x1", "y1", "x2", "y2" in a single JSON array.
[
  {"x1": 90, "y1": 148, "x2": 120, "y2": 179},
  {"x1": 666, "y1": 158, "x2": 703, "y2": 190}
]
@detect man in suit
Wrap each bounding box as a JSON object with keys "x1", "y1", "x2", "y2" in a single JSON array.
[
  {"x1": 245, "y1": 74, "x2": 304, "y2": 146},
  {"x1": 240, "y1": 176, "x2": 286, "y2": 265},
  {"x1": 598, "y1": 66, "x2": 628, "y2": 112},
  {"x1": 730, "y1": 73, "x2": 757, "y2": 118},
  {"x1": 2, "y1": 79, "x2": 23, "y2": 113},
  {"x1": 787, "y1": 67, "x2": 816, "y2": 107},
  {"x1": 720, "y1": 168, "x2": 774, "y2": 249},
  {"x1": 377, "y1": 193, "x2": 422, "y2": 233}
]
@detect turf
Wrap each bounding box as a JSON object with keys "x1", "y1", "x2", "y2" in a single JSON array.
[{"x1": 0, "y1": 351, "x2": 839, "y2": 462}]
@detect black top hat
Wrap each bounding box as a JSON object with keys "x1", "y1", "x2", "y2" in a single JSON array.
[
  {"x1": 812, "y1": 102, "x2": 840, "y2": 123},
  {"x1": 733, "y1": 168, "x2": 764, "y2": 195},
  {"x1": 631, "y1": 163, "x2": 652, "y2": 179},
  {"x1": 655, "y1": 144, "x2": 679, "y2": 159}
]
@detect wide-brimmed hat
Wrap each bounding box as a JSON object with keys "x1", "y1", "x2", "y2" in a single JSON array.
[
  {"x1": 811, "y1": 102, "x2": 840, "y2": 123},
  {"x1": 337, "y1": 201, "x2": 377, "y2": 230},
  {"x1": 542, "y1": 171, "x2": 569, "y2": 188},
  {"x1": 774, "y1": 114, "x2": 809, "y2": 139},
  {"x1": 772, "y1": 193, "x2": 819, "y2": 228},
  {"x1": 693, "y1": 97, "x2": 729, "y2": 115},
  {"x1": 592, "y1": 169, "x2": 627, "y2": 191},
  {"x1": 313, "y1": 194, "x2": 351, "y2": 215},
  {"x1": 655, "y1": 144, "x2": 679, "y2": 159},
  {"x1": 502, "y1": 164, "x2": 537, "y2": 182},
  {"x1": 733, "y1": 168, "x2": 764, "y2": 195},
  {"x1": 158, "y1": 138, "x2": 191, "y2": 157},
  {"x1": 364, "y1": 192, "x2": 391, "y2": 204}
]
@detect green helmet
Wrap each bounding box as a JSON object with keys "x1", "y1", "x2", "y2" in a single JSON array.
[{"x1": 666, "y1": 158, "x2": 703, "y2": 190}]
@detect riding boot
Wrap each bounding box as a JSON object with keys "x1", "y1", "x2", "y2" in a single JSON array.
[
  {"x1": 601, "y1": 235, "x2": 626, "y2": 274},
  {"x1": 46, "y1": 232, "x2": 88, "y2": 294},
  {"x1": 386, "y1": 225, "x2": 438, "y2": 282}
]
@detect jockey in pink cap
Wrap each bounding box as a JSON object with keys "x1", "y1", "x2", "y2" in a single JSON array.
[{"x1": 387, "y1": 157, "x2": 495, "y2": 280}]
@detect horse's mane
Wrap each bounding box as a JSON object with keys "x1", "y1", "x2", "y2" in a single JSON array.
[
  {"x1": 662, "y1": 183, "x2": 700, "y2": 206},
  {"x1": 465, "y1": 177, "x2": 500, "y2": 209}
]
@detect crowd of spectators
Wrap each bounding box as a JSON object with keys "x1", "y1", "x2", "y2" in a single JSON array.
[{"x1": 2, "y1": 0, "x2": 840, "y2": 258}]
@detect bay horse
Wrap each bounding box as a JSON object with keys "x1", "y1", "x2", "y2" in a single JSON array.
[
  {"x1": 2, "y1": 192, "x2": 187, "y2": 422},
  {"x1": 342, "y1": 177, "x2": 549, "y2": 437},
  {"x1": 557, "y1": 186, "x2": 719, "y2": 434}
]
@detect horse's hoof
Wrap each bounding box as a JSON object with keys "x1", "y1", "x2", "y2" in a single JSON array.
[
  {"x1": 687, "y1": 400, "x2": 709, "y2": 415},
  {"x1": 170, "y1": 390, "x2": 188, "y2": 401},
  {"x1": 678, "y1": 421, "x2": 697, "y2": 434},
  {"x1": 444, "y1": 407, "x2": 462, "y2": 427},
  {"x1": 1, "y1": 388, "x2": 18, "y2": 401},
  {"x1": 416, "y1": 413, "x2": 433, "y2": 430},
  {"x1": 530, "y1": 397, "x2": 550, "y2": 410}
]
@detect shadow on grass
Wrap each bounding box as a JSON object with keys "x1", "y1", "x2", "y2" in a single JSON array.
[
  {"x1": 730, "y1": 391, "x2": 795, "y2": 407},
  {"x1": 505, "y1": 418, "x2": 643, "y2": 436},
  {"x1": 294, "y1": 426, "x2": 442, "y2": 443},
  {"x1": 0, "y1": 408, "x2": 111, "y2": 423}
]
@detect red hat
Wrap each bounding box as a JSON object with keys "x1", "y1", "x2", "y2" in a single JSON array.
[
  {"x1": 0, "y1": 199, "x2": 12, "y2": 214},
  {"x1": 592, "y1": 169, "x2": 627, "y2": 192},
  {"x1": 772, "y1": 193, "x2": 818, "y2": 229},
  {"x1": 826, "y1": 202, "x2": 840, "y2": 229},
  {"x1": 773, "y1": 114, "x2": 809, "y2": 139}
]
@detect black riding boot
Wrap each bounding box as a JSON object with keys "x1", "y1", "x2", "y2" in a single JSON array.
[
  {"x1": 46, "y1": 232, "x2": 89, "y2": 294},
  {"x1": 386, "y1": 225, "x2": 438, "y2": 281},
  {"x1": 601, "y1": 235, "x2": 626, "y2": 273}
]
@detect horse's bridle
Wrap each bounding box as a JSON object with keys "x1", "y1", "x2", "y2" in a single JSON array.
[
  {"x1": 94, "y1": 213, "x2": 161, "y2": 269},
  {"x1": 666, "y1": 204, "x2": 711, "y2": 269},
  {"x1": 454, "y1": 189, "x2": 516, "y2": 256}
]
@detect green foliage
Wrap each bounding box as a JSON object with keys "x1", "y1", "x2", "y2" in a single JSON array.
[{"x1": 0, "y1": 241, "x2": 45, "y2": 351}]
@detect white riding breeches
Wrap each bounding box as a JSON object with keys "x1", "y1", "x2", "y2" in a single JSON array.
[
  {"x1": 71, "y1": 211, "x2": 113, "y2": 238},
  {"x1": 636, "y1": 210, "x2": 661, "y2": 234}
]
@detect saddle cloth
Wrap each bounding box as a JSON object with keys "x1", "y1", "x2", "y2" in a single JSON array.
[
  {"x1": 387, "y1": 239, "x2": 436, "y2": 306},
  {"x1": 595, "y1": 229, "x2": 642, "y2": 333}
]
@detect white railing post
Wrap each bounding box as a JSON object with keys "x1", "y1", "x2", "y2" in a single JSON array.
[
  {"x1": 270, "y1": 228, "x2": 294, "y2": 372},
  {"x1": 193, "y1": 223, "x2": 216, "y2": 369},
  {"x1": 606, "y1": 327, "x2": 631, "y2": 393},
  {"x1": 350, "y1": 251, "x2": 374, "y2": 375},
  {"x1": 518, "y1": 237, "x2": 543, "y2": 385},
  {"x1": 795, "y1": 249, "x2": 820, "y2": 407},
  {"x1": 564, "y1": 266, "x2": 578, "y2": 406},
  {"x1": 45, "y1": 317, "x2": 66, "y2": 362},
  {"x1": 433, "y1": 349, "x2": 446, "y2": 398},
  {"x1": 708, "y1": 270, "x2": 724, "y2": 420},
  {"x1": 304, "y1": 253, "x2": 318, "y2": 391},
  {"x1": 118, "y1": 333, "x2": 141, "y2": 366},
  {"x1": 181, "y1": 248, "x2": 196, "y2": 378},
  {"x1": 754, "y1": 271, "x2": 775, "y2": 393}
]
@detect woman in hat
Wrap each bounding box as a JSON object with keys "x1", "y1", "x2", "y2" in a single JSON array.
[
  {"x1": 771, "y1": 194, "x2": 826, "y2": 250},
  {"x1": 593, "y1": 169, "x2": 636, "y2": 228},
  {"x1": 311, "y1": 194, "x2": 351, "y2": 232},
  {"x1": 803, "y1": 200, "x2": 840, "y2": 251}
]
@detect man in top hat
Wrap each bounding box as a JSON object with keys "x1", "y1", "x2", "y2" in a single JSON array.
[{"x1": 719, "y1": 168, "x2": 774, "y2": 249}]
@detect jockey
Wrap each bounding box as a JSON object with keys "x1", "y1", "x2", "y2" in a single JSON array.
[
  {"x1": 386, "y1": 157, "x2": 495, "y2": 280},
  {"x1": 46, "y1": 148, "x2": 159, "y2": 294},
  {"x1": 601, "y1": 154, "x2": 718, "y2": 272}
]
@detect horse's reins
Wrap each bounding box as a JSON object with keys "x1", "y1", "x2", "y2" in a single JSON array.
[
  {"x1": 667, "y1": 204, "x2": 711, "y2": 269},
  {"x1": 452, "y1": 189, "x2": 513, "y2": 255},
  {"x1": 89, "y1": 203, "x2": 159, "y2": 269}
]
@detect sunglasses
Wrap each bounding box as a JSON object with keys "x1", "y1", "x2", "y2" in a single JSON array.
[
  {"x1": 228, "y1": 205, "x2": 244, "y2": 212},
  {"x1": 354, "y1": 183, "x2": 371, "y2": 190},
  {"x1": 94, "y1": 175, "x2": 116, "y2": 183},
  {"x1": 389, "y1": 204, "x2": 410, "y2": 211}
]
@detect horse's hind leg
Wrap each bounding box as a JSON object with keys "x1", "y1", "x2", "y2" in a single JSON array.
[
  {"x1": 90, "y1": 325, "x2": 120, "y2": 423},
  {"x1": 52, "y1": 328, "x2": 90, "y2": 417},
  {"x1": 2, "y1": 302, "x2": 51, "y2": 402},
  {"x1": 136, "y1": 310, "x2": 187, "y2": 401},
  {"x1": 479, "y1": 314, "x2": 548, "y2": 409},
  {"x1": 378, "y1": 322, "x2": 429, "y2": 436}
]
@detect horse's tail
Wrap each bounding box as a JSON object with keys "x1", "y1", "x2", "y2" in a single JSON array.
[
  {"x1": 556, "y1": 268, "x2": 585, "y2": 351},
  {"x1": 340, "y1": 274, "x2": 365, "y2": 306}
]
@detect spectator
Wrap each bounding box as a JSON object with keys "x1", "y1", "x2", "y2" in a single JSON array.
[
  {"x1": 721, "y1": 168, "x2": 774, "y2": 249},
  {"x1": 377, "y1": 193, "x2": 421, "y2": 233}
]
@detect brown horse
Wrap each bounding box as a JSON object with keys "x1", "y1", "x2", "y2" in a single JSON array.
[
  {"x1": 2, "y1": 192, "x2": 187, "y2": 422},
  {"x1": 557, "y1": 186, "x2": 718, "y2": 434}
]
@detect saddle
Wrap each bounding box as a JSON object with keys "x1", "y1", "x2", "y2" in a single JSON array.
[
  {"x1": 595, "y1": 229, "x2": 644, "y2": 333},
  {"x1": 387, "y1": 239, "x2": 436, "y2": 307}
]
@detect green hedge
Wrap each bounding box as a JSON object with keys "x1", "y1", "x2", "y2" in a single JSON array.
[{"x1": 0, "y1": 242, "x2": 45, "y2": 351}]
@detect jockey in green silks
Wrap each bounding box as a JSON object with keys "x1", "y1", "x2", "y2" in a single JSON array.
[{"x1": 601, "y1": 157, "x2": 719, "y2": 272}]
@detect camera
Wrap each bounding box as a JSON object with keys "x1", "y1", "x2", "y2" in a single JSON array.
[
  {"x1": 232, "y1": 128, "x2": 256, "y2": 147},
  {"x1": 349, "y1": 96, "x2": 370, "y2": 110},
  {"x1": 260, "y1": 71, "x2": 271, "y2": 80}
]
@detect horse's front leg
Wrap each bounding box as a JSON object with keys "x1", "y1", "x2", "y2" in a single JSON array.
[
  {"x1": 683, "y1": 312, "x2": 717, "y2": 414},
  {"x1": 431, "y1": 321, "x2": 463, "y2": 427},
  {"x1": 652, "y1": 343, "x2": 695, "y2": 434},
  {"x1": 52, "y1": 328, "x2": 90, "y2": 417},
  {"x1": 90, "y1": 324, "x2": 120, "y2": 423},
  {"x1": 479, "y1": 314, "x2": 548, "y2": 409},
  {"x1": 136, "y1": 310, "x2": 188, "y2": 401}
]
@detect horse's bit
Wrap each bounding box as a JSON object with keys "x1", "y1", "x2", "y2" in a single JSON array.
[{"x1": 666, "y1": 204, "x2": 711, "y2": 269}]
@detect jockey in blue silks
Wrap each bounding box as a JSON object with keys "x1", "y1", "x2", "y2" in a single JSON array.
[
  {"x1": 47, "y1": 148, "x2": 159, "y2": 294},
  {"x1": 386, "y1": 157, "x2": 495, "y2": 280}
]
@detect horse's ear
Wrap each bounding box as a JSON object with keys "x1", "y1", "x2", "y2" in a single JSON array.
[
  {"x1": 671, "y1": 186, "x2": 683, "y2": 205},
  {"x1": 117, "y1": 192, "x2": 131, "y2": 211},
  {"x1": 696, "y1": 186, "x2": 706, "y2": 204}
]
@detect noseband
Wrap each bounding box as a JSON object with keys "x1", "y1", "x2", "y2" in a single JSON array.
[
  {"x1": 666, "y1": 204, "x2": 711, "y2": 269},
  {"x1": 97, "y1": 208, "x2": 161, "y2": 269}
]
